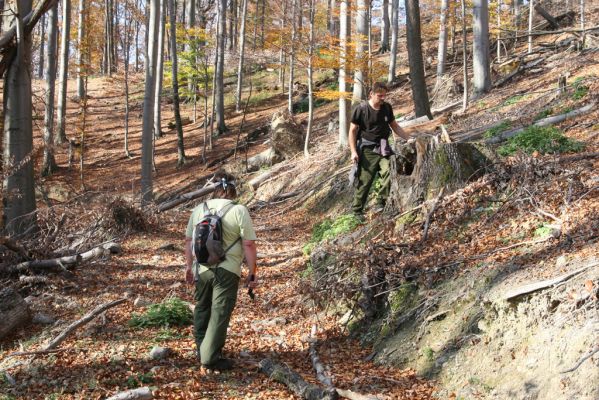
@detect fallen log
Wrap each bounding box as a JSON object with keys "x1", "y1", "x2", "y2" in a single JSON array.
[
  {"x1": 503, "y1": 262, "x2": 598, "y2": 301},
  {"x1": 157, "y1": 182, "x2": 219, "y2": 212},
  {"x1": 247, "y1": 147, "x2": 281, "y2": 173},
  {"x1": 249, "y1": 163, "x2": 291, "y2": 190},
  {"x1": 10, "y1": 242, "x2": 122, "y2": 273},
  {"x1": 486, "y1": 102, "x2": 596, "y2": 144},
  {"x1": 397, "y1": 115, "x2": 431, "y2": 128},
  {"x1": 106, "y1": 387, "x2": 153, "y2": 400},
  {"x1": 493, "y1": 57, "x2": 544, "y2": 88},
  {"x1": 308, "y1": 325, "x2": 334, "y2": 388},
  {"x1": 0, "y1": 288, "x2": 31, "y2": 339},
  {"x1": 259, "y1": 358, "x2": 337, "y2": 400},
  {"x1": 44, "y1": 298, "x2": 127, "y2": 350},
  {"x1": 534, "y1": 3, "x2": 561, "y2": 30}
]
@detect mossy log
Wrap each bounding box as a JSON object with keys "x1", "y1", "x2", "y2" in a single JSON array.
[
  {"x1": 0, "y1": 287, "x2": 31, "y2": 339},
  {"x1": 259, "y1": 358, "x2": 337, "y2": 400},
  {"x1": 387, "y1": 135, "x2": 492, "y2": 213}
]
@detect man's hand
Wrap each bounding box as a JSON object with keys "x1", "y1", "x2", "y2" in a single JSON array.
[
  {"x1": 185, "y1": 267, "x2": 194, "y2": 285},
  {"x1": 246, "y1": 273, "x2": 258, "y2": 289},
  {"x1": 351, "y1": 151, "x2": 359, "y2": 164}
]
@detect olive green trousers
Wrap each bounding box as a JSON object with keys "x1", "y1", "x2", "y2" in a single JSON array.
[
  {"x1": 194, "y1": 268, "x2": 239, "y2": 366},
  {"x1": 351, "y1": 147, "x2": 390, "y2": 214}
]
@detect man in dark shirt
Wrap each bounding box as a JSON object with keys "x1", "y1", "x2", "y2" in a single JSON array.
[{"x1": 349, "y1": 82, "x2": 411, "y2": 216}]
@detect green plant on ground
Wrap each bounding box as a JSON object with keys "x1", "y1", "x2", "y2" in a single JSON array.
[
  {"x1": 483, "y1": 121, "x2": 511, "y2": 139},
  {"x1": 154, "y1": 328, "x2": 187, "y2": 342},
  {"x1": 534, "y1": 223, "x2": 553, "y2": 238},
  {"x1": 395, "y1": 112, "x2": 404, "y2": 119},
  {"x1": 572, "y1": 76, "x2": 589, "y2": 100},
  {"x1": 497, "y1": 125, "x2": 584, "y2": 156},
  {"x1": 423, "y1": 347, "x2": 434, "y2": 362},
  {"x1": 533, "y1": 108, "x2": 553, "y2": 121},
  {"x1": 388, "y1": 283, "x2": 418, "y2": 314},
  {"x1": 502, "y1": 94, "x2": 526, "y2": 106},
  {"x1": 302, "y1": 214, "x2": 362, "y2": 256},
  {"x1": 129, "y1": 297, "x2": 193, "y2": 328},
  {"x1": 126, "y1": 372, "x2": 154, "y2": 389}
]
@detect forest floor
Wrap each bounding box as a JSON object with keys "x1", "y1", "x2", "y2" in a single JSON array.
[{"x1": 2, "y1": 23, "x2": 599, "y2": 399}]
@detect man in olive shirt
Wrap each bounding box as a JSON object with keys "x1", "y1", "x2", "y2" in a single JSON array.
[
  {"x1": 349, "y1": 82, "x2": 411, "y2": 216},
  {"x1": 184, "y1": 174, "x2": 258, "y2": 371}
]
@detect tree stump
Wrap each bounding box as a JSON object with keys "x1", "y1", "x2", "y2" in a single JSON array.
[
  {"x1": 271, "y1": 109, "x2": 304, "y2": 159},
  {"x1": 387, "y1": 135, "x2": 492, "y2": 213},
  {"x1": 0, "y1": 287, "x2": 31, "y2": 339}
]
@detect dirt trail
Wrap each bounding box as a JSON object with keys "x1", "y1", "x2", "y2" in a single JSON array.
[{"x1": 0, "y1": 76, "x2": 435, "y2": 399}]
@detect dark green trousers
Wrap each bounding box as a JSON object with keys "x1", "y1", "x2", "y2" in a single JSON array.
[
  {"x1": 351, "y1": 147, "x2": 390, "y2": 214},
  {"x1": 194, "y1": 268, "x2": 239, "y2": 366}
]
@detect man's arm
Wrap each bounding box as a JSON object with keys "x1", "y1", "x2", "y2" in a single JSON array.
[
  {"x1": 349, "y1": 122, "x2": 360, "y2": 163},
  {"x1": 184, "y1": 237, "x2": 194, "y2": 284},
  {"x1": 242, "y1": 239, "x2": 258, "y2": 288},
  {"x1": 389, "y1": 119, "x2": 411, "y2": 141}
]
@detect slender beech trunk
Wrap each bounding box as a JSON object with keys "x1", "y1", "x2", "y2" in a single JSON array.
[
  {"x1": 353, "y1": 0, "x2": 367, "y2": 104},
  {"x1": 124, "y1": 0, "x2": 132, "y2": 157},
  {"x1": 168, "y1": 0, "x2": 185, "y2": 165},
  {"x1": 55, "y1": 0, "x2": 71, "y2": 144},
  {"x1": 141, "y1": 0, "x2": 160, "y2": 204},
  {"x1": 380, "y1": 0, "x2": 389, "y2": 53},
  {"x1": 278, "y1": 0, "x2": 286, "y2": 89},
  {"x1": 42, "y1": 3, "x2": 59, "y2": 176},
  {"x1": 76, "y1": 0, "x2": 86, "y2": 100},
  {"x1": 153, "y1": 0, "x2": 166, "y2": 138},
  {"x1": 580, "y1": 0, "x2": 585, "y2": 47},
  {"x1": 135, "y1": 0, "x2": 140, "y2": 71},
  {"x1": 527, "y1": 0, "x2": 533, "y2": 53},
  {"x1": 215, "y1": 0, "x2": 227, "y2": 134},
  {"x1": 473, "y1": 0, "x2": 491, "y2": 95},
  {"x1": 235, "y1": 0, "x2": 248, "y2": 112},
  {"x1": 330, "y1": 0, "x2": 338, "y2": 37},
  {"x1": 497, "y1": 0, "x2": 501, "y2": 62},
  {"x1": 38, "y1": 14, "x2": 46, "y2": 79},
  {"x1": 259, "y1": 0, "x2": 265, "y2": 48},
  {"x1": 338, "y1": 0, "x2": 350, "y2": 147},
  {"x1": 405, "y1": 0, "x2": 431, "y2": 118},
  {"x1": 305, "y1": 0, "x2": 315, "y2": 157},
  {"x1": 288, "y1": 0, "x2": 296, "y2": 114},
  {"x1": 461, "y1": 0, "x2": 468, "y2": 111},
  {"x1": 435, "y1": 0, "x2": 449, "y2": 88},
  {"x1": 3, "y1": 0, "x2": 36, "y2": 235},
  {"x1": 388, "y1": 0, "x2": 398, "y2": 82}
]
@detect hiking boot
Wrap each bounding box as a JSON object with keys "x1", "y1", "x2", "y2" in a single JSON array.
[{"x1": 202, "y1": 358, "x2": 234, "y2": 371}]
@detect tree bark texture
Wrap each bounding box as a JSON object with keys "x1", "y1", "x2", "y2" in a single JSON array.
[
  {"x1": 141, "y1": 0, "x2": 160, "y2": 204},
  {"x1": 153, "y1": 0, "x2": 166, "y2": 138},
  {"x1": 38, "y1": 13, "x2": 45, "y2": 78},
  {"x1": 76, "y1": 0, "x2": 86, "y2": 99},
  {"x1": 167, "y1": 0, "x2": 185, "y2": 165},
  {"x1": 338, "y1": 0, "x2": 349, "y2": 147},
  {"x1": 387, "y1": 136, "x2": 491, "y2": 213},
  {"x1": 388, "y1": 0, "x2": 398, "y2": 82},
  {"x1": 214, "y1": 0, "x2": 227, "y2": 133},
  {"x1": 0, "y1": 288, "x2": 31, "y2": 339},
  {"x1": 55, "y1": 0, "x2": 70, "y2": 144},
  {"x1": 352, "y1": 0, "x2": 367, "y2": 103},
  {"x1": 381, "y1": 0, "x2": 389, "y2": 52},
  {"x1": 3, "y1": 0, "x2": 37, "y2": 236},
  {"x1": 42, "y1": 2, "x2": 58, "y2": 176},
  {"x1": 405, "y1": 0, "x2": 432, "y2": 118},
  {"x1": 235, "y1": 0, "x2": 248, "y2": 112},
  {"x1": 288, "y1": 0, "x2": 296, "y2": 114},
  {"x1": 436, "y1": 0, "x2": 449, "y2": 87},
  {"x1": 305, "y1": 0, "x2": 315, "y2": 157},
  {"x1": 473, "y1": 0, "x2": 491, "y2": 95}
]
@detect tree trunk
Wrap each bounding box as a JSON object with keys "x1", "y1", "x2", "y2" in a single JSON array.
[
  {"x1": 288, "y1": 0, "x2": 296, "y2": 114},
  {"x1": 388, "y1": 0, "x2": 398, "y2": 82},
  {"x1": 405, "y1": 0, "x2": 432, "y2": 118},
  {"x1": 278, "y1": 0, "x2": 286, "y2": 90},
  {"x1": 153, "y1": 0, "x2": 166, "y2": 139},
  {"x1": 387, "y1": 136, "x2": 491, "y2": 213},
  {"x1": 435, "y1": 0, "x2": 449, "y2": 88},
  {"x1": 76, "y1": 0, "x2": 86, "y2": 100},
  {"x1": 380, "y1": 0, "x2": 389, "y2": 52},
  {"x1": 580, "y1": 0, "x2": 585, "y2": 47},
  {"x1": 38, "y1": 13, "x2": 45, "y2": 79},
  {"x1": 338, "y1": 0, "x2": 349, "y2": 148},
  {"x1": 0, "y1": 288, "x2": 31, "y2": 339},
  {"x1": 141, "y1": 0, "x2": 160, "y2": 204},
  {"x1": 304, "y1": 0, "x2": 315, "y2": 157},
  {"x1": 461, "y1": 0, "x2": 468, "y2": 111},
  {"x1": 42, "y1": 2, "x2": 58, "y2": 177},
  {"x1": 55, "y1": 0, "x2": 70, "y2": 144},
  {"x1": 215, "y1": 0, "x2": 227, "y2": 134},
  {"x1": 353, "y1": 0, "x2": 367, "y2": 104},
  {"x1": 528, "y1": 0, "x2": 534, "y2": 53},
  {"x1": 168, "y1": 0, "x2": 186, "y2": 166},
  {"x1": 124, "y1": 0, "x2": 132, "y2": 157},
  {"x1": 497, "y1": 0, "x2": 502, "y2": 62},
  {"x1": 235, "y1": 0, "x2": 247, "y2": 112},
  {"x1": 473, "y1": 0, "x2": 491, "y2": 96},
  {"x1": 135, "y1": 0, "x2": 140, "y2": 71},
  {"x1": 3, "y1": 0, "x2": 37, "y2": 236}
]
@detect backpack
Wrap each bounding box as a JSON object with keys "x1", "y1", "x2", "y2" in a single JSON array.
[{"x1": 191, "y1": 201, "x2": 240, "y2": 266}]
